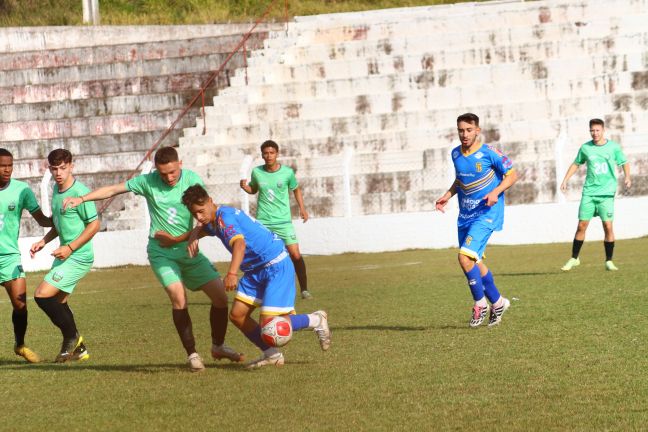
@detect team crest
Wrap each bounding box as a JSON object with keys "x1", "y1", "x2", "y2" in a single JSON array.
[
  {"x1": 8, "y1": 201, "x2": 16, "y2": 211},
  {"x1": 17, "y1": 265, "x2": 23, "y2": 272},
  {"x1": 52, "y1": 271, "x2": 64, "y2": 282},
  {"x1": 452, "y1": 150, "x2": 459, "y2": 159},
  {"x1": 465, "y1": 236, "x2": 473, "y2": 246},
  {"x1": 276, "y1": 181, "x2": 284, "y2": 189},
  {"x1": 475, "y1": 163, "x2": 482, "y2": 172}
]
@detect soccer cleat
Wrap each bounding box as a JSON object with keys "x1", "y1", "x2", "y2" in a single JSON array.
[
  {"x1": 54, "y1": 335, "x2": 86, "y2": 363},
  {"x1": 301, "y1": 290, "x2": 313, "y2": 300},
  {"x1": 605, "y1": 260, "x2": 619, "y2": 271},
  {"x1": 71, "y1": 340, "x2": 90, "y2": 362},
  {"x1": 14, "y1": 345, "x2": 41, "y2": 363},
  {"x1": 561, "y1": 257, "x2": 580, "y2": 271},
  {"x1": 469, "y1": 304, "x2": 489, "y2": 328},
  {"x1": 211, "y1": 344, "x2": 244, "y2": 362},
  {"x1": 187, "y1": 352, "x2": 205, "y2": 372},
  {"x1": 313, "y1": 310, "x2": 331, "y2": 351},
  {"x1": 488, "y1": 298, "x2": 511, "y2": 327},
  {"x1": 245, "y1": 352, "x2": 285, "y2": 369}
]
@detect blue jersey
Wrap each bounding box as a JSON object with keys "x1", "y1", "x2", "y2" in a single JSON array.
[
  {"x1": 203, "y1": 206, "x2": 285, "y2": 272},
  {"x1": 451, "y1": 143, "x2": 514, "y2": 230}
]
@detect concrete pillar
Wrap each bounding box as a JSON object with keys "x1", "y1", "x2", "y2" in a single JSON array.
[{"x1": 82, "y1": 0, "x2": 100, "y2": 25}]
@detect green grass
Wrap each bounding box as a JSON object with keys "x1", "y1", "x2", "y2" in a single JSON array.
[
  {"x1": 2, "y1": 238, "x2": 648, "y2": 431},
  {"x1": 0, "y1": 0, "x2": 480, "y2": 26}
]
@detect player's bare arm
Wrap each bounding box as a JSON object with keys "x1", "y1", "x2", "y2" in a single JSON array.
[
  {"x1": 31, "y1": 209, "x2": 53, "y2": 227},
  {"x1": 239, "y1": 179, "x2": 258, "y2": 195},
  {"x1": 63, "y1": 182, "x2": 129, "y2": 209},
  {"x1": 293, "y1": 187, "x2": 309, "y2": 222},
  {"x1": 51, "y1": 219, "x2": 100, "y2": 261},
  {"x1": 560, "y1": 164, "x2": 580, "y2": 193},
  {"x1": 186, "y1": 224, "x2": 209, "y2": 258},
  {"x1": 623, "y1": 163, "x2": 632, "y2": 189},
  {"x1": 484, "y1": 170, "x2": 518, "y2": 207},
  {"x1": 30, "y1": 226, "x2": 59, "y2": 258},
  {"x1": 435, "y1": 180, "x2": 458, "y2": 212},
  {"x1": 224, "y1": 237, "x2": 246, "y2": 292}
]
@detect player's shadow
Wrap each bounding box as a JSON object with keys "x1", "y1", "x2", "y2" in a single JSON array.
[
  {"x1": 497, "y1": 271, "x2": 556, "y2": 276},
  {"x1": 0, "y1": 362, "x2": 250, "y2": 374},
  {"x1": 333, "y1": 325, "x2": 428, "y2": 332}
]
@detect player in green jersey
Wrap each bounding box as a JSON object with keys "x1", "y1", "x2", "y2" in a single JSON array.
[
  {"x1": 560, "y1": 119, "x2": 631, "y2": 271},
  {"x1": 0, "y1": 148, "x2": 52, "y2": 363},
  {"x1": 63, "y1": 147, "x2": 242, "y2": 372},
  {"x1": 30, "y1": 149, "x2": 100, "y2": 362},
  {"x1": 240, "y1": 140, "x2": 312, "y2": 299}
]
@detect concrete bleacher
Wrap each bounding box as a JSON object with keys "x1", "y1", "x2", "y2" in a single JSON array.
[
  {"x1": 1, "y1": 24, "x2": 272, "y2": 235},
  {"x1": 180, "y1": 0, "x2": 648, "y2": 217}
]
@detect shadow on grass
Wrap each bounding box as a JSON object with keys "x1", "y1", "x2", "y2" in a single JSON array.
[
  {"x1": 333, "y1": 325, "x2": 428, "y2": 332},
  {"x1": 1, "y1": 360, "x2": 310, "y2": 372},
  {"x1": 498, "y1": 271, "x2": 559, "y2": 276}
]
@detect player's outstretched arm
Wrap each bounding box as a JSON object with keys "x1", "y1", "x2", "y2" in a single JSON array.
[
  {"x1": 30, "y1": 209, "x2": 53, "y2": 227},
  {"x1": 293, "y1": 187, "x2": 309, "y2": 222},
  {"x1": 560, "y1": 164, "x2": 580, "y2": 193},
  {"x1": 51, "y1": 219, "x2": 100, "y2": 261},
  {"x1": 30, "y1": 227, "x2": 59, "y2": 258},
  {"x1": 63, "y1": 182, "x2": 129, "y2": 209},
  {"x1": 186, "y1": 224, "x2": 210, "y2": 258}
]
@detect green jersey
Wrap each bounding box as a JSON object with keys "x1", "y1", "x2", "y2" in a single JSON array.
[
  {"x1": 574, "y1": 140, "x2": 627, "y2": 196},
  {"x1": 126, "y1": 169, "x2": 204, "y2": 239},
  {"x1": 52, "y1": 180, "x2": 97, "y2": 263},
  {"x1": 249, "y1": 164, "x2": 298, "y2": 224},
  {"x1": 0, "y1": 179, "x2": 40, "y2": 256}
]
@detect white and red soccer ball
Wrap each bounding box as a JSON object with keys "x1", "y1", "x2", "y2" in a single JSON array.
[{"x1": 261, "y1": 316, "x2": 293, "y2": 347}]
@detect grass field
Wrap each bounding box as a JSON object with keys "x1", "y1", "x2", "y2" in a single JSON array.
[
  {"x1": 2, "y1": 237, "x2": 648, "y2": 431},
  {"x1": 0, "y1": 0, "x2": 479, "y2": 26}
]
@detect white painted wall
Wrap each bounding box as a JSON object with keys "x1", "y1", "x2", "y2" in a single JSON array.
[{"x1": 19, "y1": 196, "x2": 648, "y2": 272}]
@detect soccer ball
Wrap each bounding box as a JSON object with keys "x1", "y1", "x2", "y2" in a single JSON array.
[{"x1": 261, "y1": 316, "x2": 293, "y2": 347}]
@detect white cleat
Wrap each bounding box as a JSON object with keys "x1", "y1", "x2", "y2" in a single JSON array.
[
  {"x1": 605, "y1": 260, "x2": 619, "y2": 271},
  {"x1": 561, "y1": 257, "x2": 580, "y2": 271},
  {"x1": 187, "y1": 352, "x2": 205, "y2": 372},
  {"x1": 488, "y1": 298, "x2": 511, "y2": 327},
  {"x1": 313, "y1": 310, "x2": 331, "y2": 351},
  {"x1": 470, "y1": 304, "x2": 489, "y2": 328},
  {"x1": 245, "y1": 352, "x2": 285, "y2": 369}
]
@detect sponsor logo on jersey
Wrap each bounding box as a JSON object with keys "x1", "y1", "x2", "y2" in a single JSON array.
[
  {"x1": 225, "y1": 224, "x2": 236, "y2": 237},
  {"x1": 8, "y1": 201, "x2": 15, "y2": 211},
  {"x1": 474, "y1": 152, "x2": 484, "y2": 159},
  {"x1": 217, "y1": 215, "x2": 225, "y2": 229},
  {"x1": 452, "y1": 150, "x2": 459, "y2": 159},
  {"x1": 52, "y1": 271, "x2": 64, "y2": 282},
  {"x1": 17, "y1": 265, "x2": 23, "y2": 272},
  {"x1": 461, "y1": 197, "x2": 483, "y2": 211}
]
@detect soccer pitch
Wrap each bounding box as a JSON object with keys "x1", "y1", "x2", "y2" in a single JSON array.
[{"x1": 2, "y1": 238, "x2": 648, "y2": 431}]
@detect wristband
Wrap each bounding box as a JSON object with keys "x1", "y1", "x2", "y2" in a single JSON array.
[
  {"x1": 227, "y1": 272, "x2": 237, "y2": 277},
  {"x1": 67, "y1": 244, "x2": 75, "y2": 252},
  {"x1": 80, "y1": 196, "x2": 85, "y2": 202}
]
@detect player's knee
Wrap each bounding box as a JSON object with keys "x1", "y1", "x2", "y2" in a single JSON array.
[{"x1": 229, "y1": 310, "x2": 245, "y2": 328}]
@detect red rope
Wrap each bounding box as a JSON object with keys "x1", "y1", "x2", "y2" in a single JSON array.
[{"x1": 98, "y1": 0, "x2": 285, "y2": 215}]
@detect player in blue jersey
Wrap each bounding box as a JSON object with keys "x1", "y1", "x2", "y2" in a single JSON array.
[
  {"x1": 0, "y1": 148, "x2": 53, "y2": 363},
  {"x1": 180, "y1": 184, "x2": 331, "y2": 368},
  {"x1": 435, "y1": 113, "x2": 518, "y2": 328}
]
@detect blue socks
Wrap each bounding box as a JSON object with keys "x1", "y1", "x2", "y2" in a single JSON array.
[
  {"x1": 482, "y1": 270, "x2": 501, "y2": 304},
  {"x1": 464, "y1": 266, "x2": 485, "y2": 301},
  {"x1": 289, "y1": 314, "x2": 309, "y2": 331},
  {"x1": 244, "y1": 325, "x2": 271, "y2": 351}
]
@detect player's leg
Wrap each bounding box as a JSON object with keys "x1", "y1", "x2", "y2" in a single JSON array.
[
  {"x1": 599, "y1": 197, "x2": 618, "y2": 270},
  {"x1": 563, "y1": 197, "x2": 594, "y2": 270},
  {"x1": 183, "y1": 252, "x2": 243, "y2": 362},
  {"x1": 458, "y1": 225, "x2": 488, "y2": 327},
  {"x1": 35, "y1": 259, "x2": 90, "y2": 362},
  {"x1": 2, "y1": 274, "x2": 41, "y2": 363},
  {"x1": 200, "y1": 278, "x2": 244, "y2": 362},
  {"x1": 286, "y1": 243, "x2": 311, "y2": 299},
  {"x1": 260, "y1": 258, "x2": 330, "y2": 350},
  {"x1": 230, "y1": 298, "x2": 284, "y2": 369}
]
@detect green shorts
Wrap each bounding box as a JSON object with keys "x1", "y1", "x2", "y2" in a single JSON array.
[
  {"x1": 147, "y1": 239, "x2": 220, "y2": 291},
  {"x1": 44, "y1": 258, "x2": 92, "y2": 294},
  {"x1": 578, "y1": 195, "x2": 615, "y2": 221},
  {"x1": 263, "y1": 222, "x2": 298, "y2": 246},
  {"x1": 0, "y1": 254, "x2": 25, "y2": 284}
]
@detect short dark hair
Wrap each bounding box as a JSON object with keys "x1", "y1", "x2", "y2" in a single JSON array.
[
  {"x1": 589, "y1": 118, "x2": 605, "y2": 128},
  {"x1": 47, "y1": 149, "x2": 72, "y2": 165},
  {"x1": 182, "y1": 184, "x2": 210, "y2": 209},
  {"x1": 457, "y1": 113, "x2": 480, "y2": 126},
  {"x1": 0, "y1": 148, "x2": 13, "y2": 158},
  {"x1": 154, "y1": 146, "x2": 179, "y2": 165},
  {"x1": 260, "y1": 140, "x2": 279, "y2": 152}
]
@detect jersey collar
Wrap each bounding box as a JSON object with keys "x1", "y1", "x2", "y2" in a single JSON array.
[{"x1": 461, "y1": 142, "x2": 483, "y2": 157}]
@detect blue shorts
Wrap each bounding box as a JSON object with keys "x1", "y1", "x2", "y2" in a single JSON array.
[
  {"x1": 235, "y1": 251, "x2": 296, "y2": 315},
  {"x1": 458, "y1": 220, "x2": 495, "y2": 262}
]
